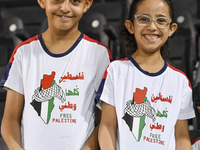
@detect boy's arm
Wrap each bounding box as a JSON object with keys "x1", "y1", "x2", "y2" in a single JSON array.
[
  {"x1": 175, "y1": 119, "x2": 191, "y2": 150},
  {"x1": 98, "y1": 102, "x2": 117, "y2": 150},
  {"x1": 80, "y1": 125, "x2": 99, "y2": 150},
  {"x1": 81, "y1": 108, "x2": 101, "y2": 150},
  {"x1": 1, "y1": 88, "x2": 24, "y2": 150}
]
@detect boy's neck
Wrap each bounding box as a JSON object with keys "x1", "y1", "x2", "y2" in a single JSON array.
[
  {"x1": 43, "y1": 27, "x2": 81, "y2": 41},
  {"x1": 41, "y1": 29, "x2": 81, "y2": 54}
]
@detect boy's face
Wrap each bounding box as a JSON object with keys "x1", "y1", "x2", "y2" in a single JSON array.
[{"x1": 38, "y1": 0, "x2": 93, "y2": 32}]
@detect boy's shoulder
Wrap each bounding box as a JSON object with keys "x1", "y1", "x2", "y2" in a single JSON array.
[
  {"x1": 82, "y1": 34, "x2": 108, "y2": 49},
  {"x1": 9, "y1": 35, "x2": 40, "y2": 63},
  {"x1": 82, "y1": 34, "x2": 113, "y2": 60},
  {"x1": 13, "y1": 35, "x2": 39, "y2": 52}
]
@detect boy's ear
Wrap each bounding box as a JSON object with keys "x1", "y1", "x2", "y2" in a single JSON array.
[
  {"x1": 83, "y1": 0, "x2": 93, "y2": 13},
  {"x1": 125, "y1": 20, "x2": 134, "y2": 34},
  {"x1": 37, "y1": 0, "x2": 45, "y2": 9},
  {"x1": 168, "y1": 23, "x2": 178, "y2": 37}
]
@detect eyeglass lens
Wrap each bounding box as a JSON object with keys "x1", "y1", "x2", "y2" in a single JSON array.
[{"x1": 136, "y1": 15, "x2": 170, "y2": 28}]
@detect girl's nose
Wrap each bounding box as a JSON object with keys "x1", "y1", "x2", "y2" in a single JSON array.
[
  {"x1": 147, "y1": 20, "x2": 158, "y2": 30},
  {"x1": 60, "y1": 0, "x2": 71, "y2": 12}
]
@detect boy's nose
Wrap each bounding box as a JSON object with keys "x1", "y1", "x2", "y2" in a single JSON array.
[{"x1": 60, "y1": 0, "x2": 71, "y2": 12}]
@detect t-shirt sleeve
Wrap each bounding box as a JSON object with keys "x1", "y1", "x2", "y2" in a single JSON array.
[
  {"x1": 93, "y1": 47, "x2": 111, "y2": 92},
  {"x1": 192, "y1": 137, "x2": 200, "y2": 150},
  {"x1": 3, "y1": 47, "x2": 24, "y2": 95},
  {"x1": 178, "y1": 79, "x2": 195, "y2": 120},
  {"x1": 96, "y1": 64, "x2": 115, "y2": 110}
]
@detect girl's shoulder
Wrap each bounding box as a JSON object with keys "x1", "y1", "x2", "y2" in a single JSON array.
[
  {"x1": 112, "y1": 57, "x2": 132, "y2": 63},
  {"x1": 107, "y1": 57, "x2": 135, "y2": 73},
  {"x1": 167, "y1": 63, "x2": 189, "y2": 78},
  {"x1": 166, "y1": 63, "x2": 192, "y2": 89},
  {"x1": 109, "y1": 57, "x2": 131, "y2": 67}
]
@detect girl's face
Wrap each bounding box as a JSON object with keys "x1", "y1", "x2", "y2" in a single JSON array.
[{"x1": 125, "y1": 0, "x2": 177, "y2": 55}]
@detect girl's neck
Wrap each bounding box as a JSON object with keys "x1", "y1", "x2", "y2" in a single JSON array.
[{"x1": 132, "y1": 50, "x2": 165, "y2": 73}]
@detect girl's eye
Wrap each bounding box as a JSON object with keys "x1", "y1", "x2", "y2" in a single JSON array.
[
  {"x1": 157, "y1": 18, "x2": 167, "y2": 23},
  {"x1": 138, "y1": 17, "x2": 149, "y2": 22},
  {"x1": 71, "y1": 0, "x2": 80, "y2": 3},
  {"x1": 156, "y1": 18, "x2": 168, "y2": 25},
  {"x1": 53, "y1": 0, "x2": 62, "y2": 2}
]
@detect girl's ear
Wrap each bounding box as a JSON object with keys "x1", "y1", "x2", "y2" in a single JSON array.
[
  {"x1": 83, "y1": 0, "x2": 93, "y2": 13},
  {"x1": 37, "y1": 0, "x2": 45, "y2": 9},
  {"x1": 125, "y1": 20, "x2": 134, "y2": 34},
  {"x1": 168, "y1": 23, "x2": 178, "y2": 37}
]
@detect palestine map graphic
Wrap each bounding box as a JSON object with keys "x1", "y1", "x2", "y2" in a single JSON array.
[
  {"x1": 30, "y1": 71, "x2": 66, "y2": 124},
  {"x1": 122, "y1": 87, "x2": 156, "y2": 142}
]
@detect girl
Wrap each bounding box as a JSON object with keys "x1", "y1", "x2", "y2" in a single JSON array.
[{"x1": 96, "y1": 0, "x2": 195, "y2": 149}]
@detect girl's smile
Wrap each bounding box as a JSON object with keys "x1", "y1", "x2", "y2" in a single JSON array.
[{"x1": 143, "y1": 34, "x2": 160, "y2": 42}]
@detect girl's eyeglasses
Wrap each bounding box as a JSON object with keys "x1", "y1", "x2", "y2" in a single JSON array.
[{"x1": 133, "y1": 14, "x2": 172, "y2": 28}]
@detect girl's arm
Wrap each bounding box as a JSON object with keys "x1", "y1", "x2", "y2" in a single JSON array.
[
  {"x1": 1, "y1": 89, "x2": 24, "y2": 150},
  {"x1": 197, "y1": 106, "x2": 200, "y2": 113},
  {"x1": 98, "y1": 102, "x2": 117, "y2": 150},
  {"x1": 175, "y1": 119, "x2": 191, "y2": 150}
]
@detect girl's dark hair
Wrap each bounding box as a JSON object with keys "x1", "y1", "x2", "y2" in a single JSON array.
[{"x1": 119, "y1": 0, "x2": 175, "y2": 60}]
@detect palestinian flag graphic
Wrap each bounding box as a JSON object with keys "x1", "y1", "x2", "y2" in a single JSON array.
[
  {"x1": 122, "y1": 87, "x2": 156, "y2": 142},
  {"x1": 31, "y1": 71, "x2": 66, "y2": 124}
]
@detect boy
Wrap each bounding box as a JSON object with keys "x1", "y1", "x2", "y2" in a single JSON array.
[{"x1": 0, "y1": 0, "x2": 112, "y2": 149}]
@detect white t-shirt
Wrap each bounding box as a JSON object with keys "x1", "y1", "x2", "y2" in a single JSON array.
[
  {"x1": 1, "y1": 33, "x2": 112, "y2": 150},
  {"x1": 96, "y1": 56, "x2": 195, "y2": 150},
  {"x1": 192, "y1": 137, "x2": 200, "y2": 150}
]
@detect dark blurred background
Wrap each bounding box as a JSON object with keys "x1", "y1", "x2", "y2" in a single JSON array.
[{"x1": 0, "y1": 0, "x2": 200, "y2": 148}]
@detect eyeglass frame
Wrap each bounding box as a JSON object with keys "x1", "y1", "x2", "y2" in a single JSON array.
[{"x1": 133, "y1": 14, "x2": 172, "y2": 28}]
